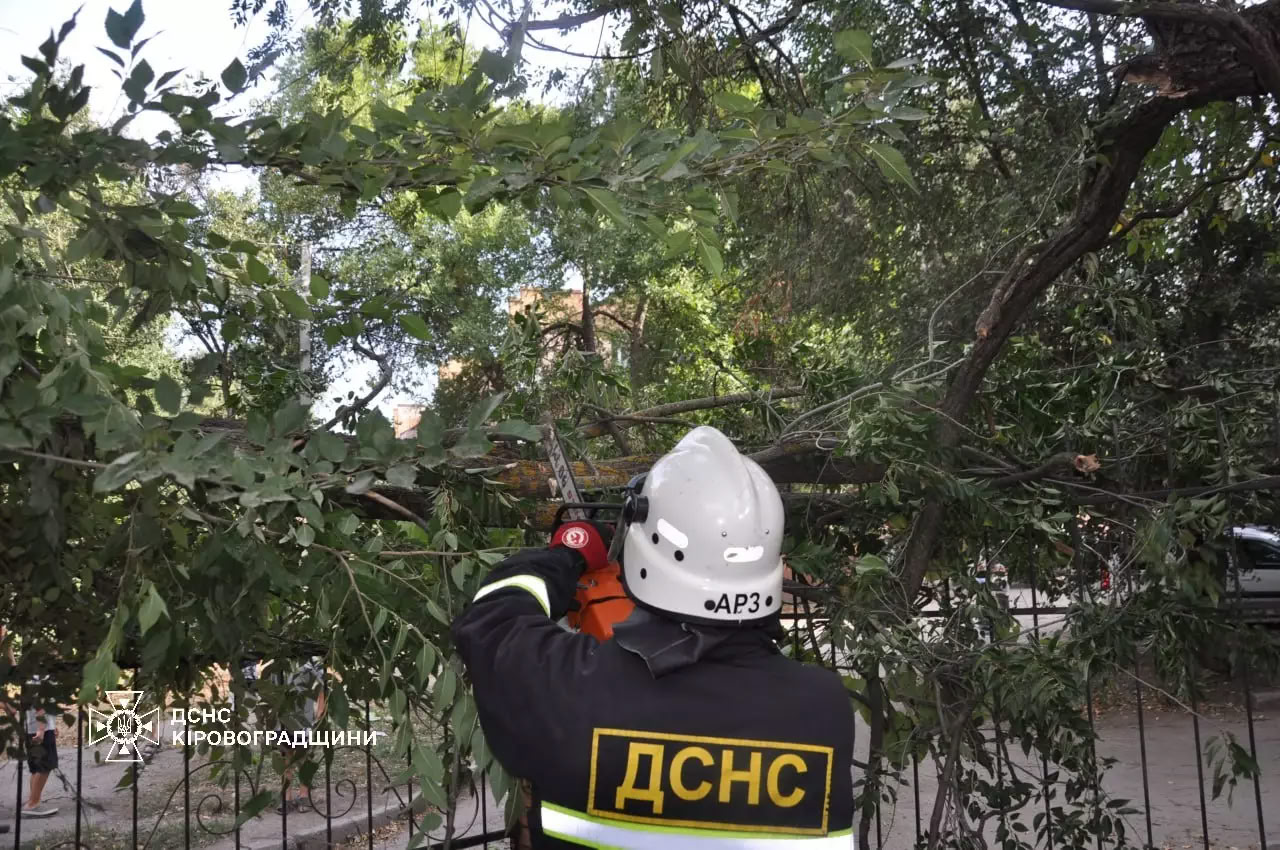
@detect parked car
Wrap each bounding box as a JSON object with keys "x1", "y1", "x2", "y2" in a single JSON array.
[{"x1": 1225, "y1": 525, "x2": 1280, "y2": 600}]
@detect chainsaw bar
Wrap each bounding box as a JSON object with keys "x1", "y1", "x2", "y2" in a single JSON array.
[{"x1": 543, "y1": 420, "x2": 587, "y2": 523}]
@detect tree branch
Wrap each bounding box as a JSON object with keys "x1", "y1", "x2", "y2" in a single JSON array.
[
  {"x1": 523, "y1": 2, "x2": 624, "y2": 32},
  {"x1": 318, "y1": 342, "x2": 392, "y2": 432},
  {"x1": 577, "y1": 387, "x2": 804, "y2": 438},
  {"x1": 540, "y1": 320, "x2": 579, "y2": 338},
  {"x1": 1038, "y1": 0, "x2": 1280, "y2": 99},
  {"x1": 980, "y1": 451, "x2": 1096, "y2": 487},
  {"x1": 1109, "y1": 139, "x2": 1276, "y2": 244},
  {"x1": 1065, "y1": 474, "x2": 1280, "y2": 505},
  {"x1": 360, "y1": 490, "x2": 431, "y2": 534},
  {"x1": 726, "y1": 3, "x2": 779, "y2": 107},
  {"x1": 6, "y1": 449, "x2": 105, "y2": 470},
  {"x1": 901, "y1": 89, "x2": 1215, "y2": 597},
  {"x1": 592, "y1": 308, "x2": 633, "y2": 332},
  {"x1": 748, "y1": 434, "x2": 841, "y2": 465},
  {"x1": 1037, "y1": 0, "x2": 1244, "y2": 21}
]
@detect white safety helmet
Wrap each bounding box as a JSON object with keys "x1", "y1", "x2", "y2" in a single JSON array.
[{"x1": 620, "y1": 426, "x2": 785, "y2": 625}]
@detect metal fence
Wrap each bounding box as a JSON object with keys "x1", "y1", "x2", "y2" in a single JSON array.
[
  {"x1": 772, "y1": 524, "x2": 1276, "y2": 850},
  {"x1": 4, "y1": 558, "x2": 1275, "y2": 849},
  {"x1": 5, "y1": 684, "x2": 513, "y2": 850}
]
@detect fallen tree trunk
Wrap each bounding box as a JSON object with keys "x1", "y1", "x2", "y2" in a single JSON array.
[
  {"x1": 577, "y1": 388, "x2": 804, "y2": 438},
  {"x1": 366, "y1": 490, "x2": 884, "y2": 531},
  {"x1": 353, "y1": 450, "x2": 888, "y2": 520}
]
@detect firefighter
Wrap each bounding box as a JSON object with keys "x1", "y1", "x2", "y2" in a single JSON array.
[{"x1": 453, "y1": 426, "x2": 854, "y2": 848}]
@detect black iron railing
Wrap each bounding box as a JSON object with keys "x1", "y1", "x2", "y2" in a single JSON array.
[{"x1": 4, "y1": 571, "x2": 1274, "y2": 849}]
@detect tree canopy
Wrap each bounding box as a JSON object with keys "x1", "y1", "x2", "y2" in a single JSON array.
[{"x1": 3, "y1": 0, "x2": 1280, "y2": 844}]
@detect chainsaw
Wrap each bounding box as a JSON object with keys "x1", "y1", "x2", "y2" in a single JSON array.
[{"x1": 542, "y1": 423, "x2": 635, "y2": 640}]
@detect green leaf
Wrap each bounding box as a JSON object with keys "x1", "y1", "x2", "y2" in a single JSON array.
[
  {"x1": 273, "y1": 401, "x2": 309, "y2": 437},
  {"x1": 451, "y1": 429, "x2": 493, "y2": 458},
  {"x1": 295, "y1": 523, "x2": 315, "y2": 547},
  {"x1": 476, "y1": 48, "x2": 512, "y2": 83},
  {"x1": 417, "y1": 410, "x2": 445, "y2": 458},
  {"x1": 296, "y1": 500, "x2": 325, "y2": 530},
  {"x1": 425, "y1": 598, "x2": 448, "y2": 624},
  {"x1": 696, "y1": 239, "x2": 724, "y2": 276},
  {"x1": 230, "y1": 456, "x2": 256, "y2": 489},
  {"x1": 855, "y1": 554, "x2": 889, "y2": 575},
  {"x1": 386, "y1": 463, "x2": 418, "y2": 488},
  {"x1": 121, "y1": 0, "x2": 143, "y2": 43},
  {"x1": 426, "y1": 189, "x2": 462, "y2": 220},
  {"x1": 94, "y1": 451, "x2": 141, "y2": 493},
  {"x1": 221, "y1": 58, "x2": 247, "y2": 93},
  {"x1": 155, "y1": 68, "x2": 181, "y2": 89},
  {"x1": 235, "y1": 791, "x2": 275, "y2": 827},
  {"x1": 276, "y1": 290, "x2": 311, "y2": 319},
  {"x1": 890, "y1": 106, "x2": 929, "y2": 121},
  {"x1": 155, "y1": 374, "x2": 181, "y2": 414},
  {"x1": 104, "y1": 0, "x2": 143, "y2": 49},
  {"x1": 717, "y1": 188, "x2": 739, "y2": 226},
  {"x1": 345, "y1": 471, "x2": 376, "y2": 494},
  {"x1": 167, "y1": 200, "x2": 201, "y2": 218},
  {"x1": 866, "y1": 143, "x2": 918, "y2": 191},
  {"x1": 309, "y1": 274, "x2": 330, "y2": 300},
  {"x1": 24, "y1": 54, "x2": 50, "y2": 78},
  {"x1": 434, "y1": 667, "x2": 457, "y2": 708},
  {"x1": 246, "y1": 256, "x2": 270, "y2": 284},
  {"x1": 835, "y1": 29, "x2": 874, "y2": 66},
  {"x1": 398, "y1": 314, "x2": 431, "y2": 341},
  {"x1": 582, "y1": 187, "x2": 626, "y2": 226},
  {"x1": 0, "y1": 423, "x2": 34, "y2": 450},
  {"x1": 451, "y1": 558, "x2": 471, "y2": 588},
  {"x1": 466, "y1": 392, "x2": 506, "y2": 429},
  {"x1": 713, "y1": 92, "x2": 755, "y2": 113},
  {"x1": 664, "y1": 229, "x2": 692, "y2": 258},
  {"x1": 123, "y1": 59, "x2": 153, "y2": 101},
  {"x1": 96, "y1": 47, "x2": 124, "y2": 67},
  {"x1": 312, "y1": 430, "x2": 347, "y2": 464},
  {"x1": 494, "y1": 419, "x2": 542, "y2": 442},
  {"x1": 659, "y1": 140, "x2": 699, "y2": 181},
  {"x1": 414, "y1": 644, "x2": 436, "y2": 688},
  {"x1": 137, "y1": 583, "x2": 167, "y2": 635},
  {"x1": 194, "y1": 431, "x2": 227, "y2": 456}
]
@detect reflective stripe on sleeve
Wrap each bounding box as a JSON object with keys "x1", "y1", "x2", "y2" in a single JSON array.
[
  {"x1": 472, "y1": 574, "x2": 551, "y2": 616},
  {"x1": 540, "y1": 802, "x2": 854, "y2": 849}
]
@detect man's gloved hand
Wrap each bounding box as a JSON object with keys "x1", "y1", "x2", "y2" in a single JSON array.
[{"x1": 551, "y1": 520, "x2": 613, "y2": 572}]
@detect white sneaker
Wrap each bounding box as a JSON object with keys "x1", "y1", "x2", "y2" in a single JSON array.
[{"x1": 22, "y1": 806, "x2": 57, "y2": 818}]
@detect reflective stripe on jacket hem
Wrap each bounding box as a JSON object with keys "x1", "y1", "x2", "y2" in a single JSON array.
[
  {"x1": 540, "y1": 802, "x2": 854, "y2": 849},
  {"x1": 473, "y1": 574, "x2": 551, "y2": 616}
]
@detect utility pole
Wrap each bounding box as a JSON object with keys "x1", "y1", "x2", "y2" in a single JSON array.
[{"x1": 297, "y1": 241, "x2": 312, "y2": 410}]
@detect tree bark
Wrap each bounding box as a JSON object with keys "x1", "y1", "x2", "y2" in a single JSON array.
[
  {"x1": 356, "y1": 448, "x2": 887, "y2": 509},
  {"x1": 628, "y1": 294, "x2": 649, "y2": 395},
  {"x1": 579, "y1": 275, "x2": 633, "y2": 455},
  {"x1": 578, "y1": 388, "x2": 804, "y2": 438},
  {"x1": 579, "y1": 276, "x2": 598, "y2": 356}
]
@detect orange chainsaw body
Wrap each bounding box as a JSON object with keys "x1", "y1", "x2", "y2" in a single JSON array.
[{"x1": 567, "y1": 561, "x2": 634, "y2": 641}]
